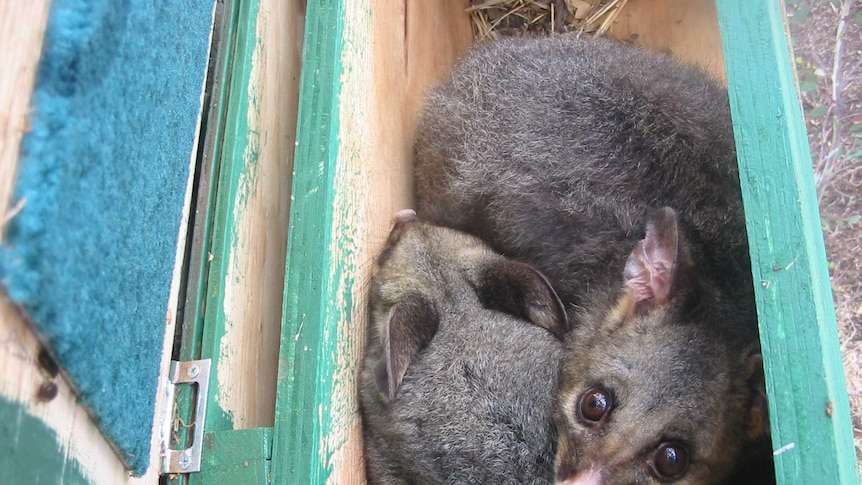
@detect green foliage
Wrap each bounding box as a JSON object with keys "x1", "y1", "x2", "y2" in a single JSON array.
[
  {"x1": 809, "y1": 105, "x2": 829, "y2": 118},
  {"x1": 799, "y1": 72, "x2": 820, "y2": 92},
  {"x1": 794, "y1": 2, "x2": 812, "y2": 23}
]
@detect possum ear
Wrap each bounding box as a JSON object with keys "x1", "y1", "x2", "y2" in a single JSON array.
[
  {"x1": 745, "y1": 353, "x2": 770, "y2": 439},
  {"x1": 623, "y1": 207, "x2": 691, "y2": 316},
  {"x1": 375, "y1": 294, "x2": 439, "y2": 402},
  {"x1": 473, "y1": 259, "x2": 568, "y2": 340}
]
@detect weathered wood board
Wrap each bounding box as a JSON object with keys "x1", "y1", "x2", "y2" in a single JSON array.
[{"x1": 272, "y1": 1, "x2": 473, "y2": 483}]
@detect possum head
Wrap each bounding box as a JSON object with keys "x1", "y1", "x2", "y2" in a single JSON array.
[
  {"x1": 368, "y1": 210, "x2": 567, "y2": 402},
  {"x1": 555, "y1": 208, "x2": 770, "y2": 485},
  {"x1": 361, "y1": 210, "x2": 567, "y2": 484}
]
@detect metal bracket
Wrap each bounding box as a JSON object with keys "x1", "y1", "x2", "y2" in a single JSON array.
[{"x1": 160, "y1": 359, "x2": 211, "y2": 475}]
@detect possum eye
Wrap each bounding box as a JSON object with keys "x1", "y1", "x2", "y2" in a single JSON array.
[
  {"x1": 650, "y1": 441, "x2": 689, "y2": 481},
  {"x1": 577, "y1": 386, "x2": 613, "y2": 424}
]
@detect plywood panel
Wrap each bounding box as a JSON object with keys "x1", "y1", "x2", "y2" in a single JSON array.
[{"x1": 609, "y1": 0, "x2": 726, "y2": 83}]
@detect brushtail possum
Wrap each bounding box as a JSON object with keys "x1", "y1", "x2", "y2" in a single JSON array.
[
  {"x1": 413, "y1": 35, "x2": 774, "y2": 484},
  {"x1": 359, "y1": 210, "x2": 567, "y2": 484}
]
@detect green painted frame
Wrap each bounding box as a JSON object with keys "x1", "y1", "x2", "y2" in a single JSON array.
[
  {"x1": 271, "y1": 1, "x2": 346, "y2": 482},
  {"x1": 168, "y1": 0, "x2": 269, "y2": 482},
  {"x1": 172, "y1": 0, "x2": 301, "y2": 482},
  {"x1": 270, "y1": 0, "x2": 858, "y2": 483},
  {"x1": 717, "y1": 1, "x2": 857, "y2": 483}
]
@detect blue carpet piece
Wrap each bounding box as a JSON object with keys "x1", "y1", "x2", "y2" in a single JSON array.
[{"x1": 1, "y1": 0, "x2": 213, "y2": 475}]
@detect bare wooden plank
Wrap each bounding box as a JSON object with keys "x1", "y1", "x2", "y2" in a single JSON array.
[
  {"x1": 609, "y1": 0, "x2": 726, "y2": 82},
  {"x1": 716, "y1": 0, "x2": 858, "y2": 483},
  {"x1": 210, "y1": 0, "x2": 304, "y2": 431},
  {"x1": 271, "y1": 1, "x2": 473, "y2": 483},
  {"x1": 0, "y1": 0, "x2": 51, "y2": 236}
]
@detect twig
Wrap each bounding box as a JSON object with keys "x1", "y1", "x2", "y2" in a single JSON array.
[
  {"x1": 815, "y1": 0, "x2": 855, "y2": 199},
  {"x1": 596, "y1": 0, "x2": 629, "y2": 36}
]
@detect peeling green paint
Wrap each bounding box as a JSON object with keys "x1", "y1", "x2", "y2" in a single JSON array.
[
  {"x1": 202, "y1": 0, "x2": 263, "y2": 432},
  {"x1": 270, "y1": 0, "x2": 347, "y2": 482},
  {"x1": 0, "y1": 396, "x2": 93, "y2": 485}
]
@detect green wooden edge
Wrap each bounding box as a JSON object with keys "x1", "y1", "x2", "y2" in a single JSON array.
[
  {"x1": 178, "y1": 0, "x2": 241, "y2": 368},
  {"x1": 197, "y1": 0, "x2": 262, "y2": 432},
  {"x1": 196, "y1": 427, "x2": 272, "y2": 484},
  {"x1": 171, "y1": 1, "x2": 264, "y2": 483},
  {"x1": 271, "y1": 1, "x2": 346, "y2": 483},
  {"x1": 715, "y1": 1, "x2": 858, "y2": 483},
  {"x1": 171, "y1": 1, "x2": 242, "y2": 460},
  {"x1": 0, "y1": 395, "x2": 92, "y2": 485}
]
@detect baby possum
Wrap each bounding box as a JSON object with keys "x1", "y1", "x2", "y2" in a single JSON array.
[
  {"x1": 414, "y1": 35, "x2": 773, "y2": 484},
  {"x1": 359, "y1": 210, "x2": 567, "y2": 484}
]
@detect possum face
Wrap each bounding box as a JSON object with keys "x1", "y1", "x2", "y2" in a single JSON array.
[{"x1": 553, "y1": 209, "x2": 770, "y2": 485}]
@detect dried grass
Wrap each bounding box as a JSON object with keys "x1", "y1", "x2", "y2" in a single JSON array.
[{"x1": 467, "y1": 0, "x2": 628, "y2": 42}]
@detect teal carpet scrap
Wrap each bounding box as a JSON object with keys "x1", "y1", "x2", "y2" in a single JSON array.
[{"x1": 1, "y1": 0, "x2": 214, "y2": 475}]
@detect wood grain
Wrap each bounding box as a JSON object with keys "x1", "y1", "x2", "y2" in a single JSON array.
[
  {"x1": 0, "y1": 295, "x2": 165, "y2": 484},
  {"x1": 271, "y1": 1, "x2": 472, "y2": 483},
  {"x1": 609, "y1": 0, "x2": 726, "y2": 83},
  {"x1": 213, "y1": 0, "x2": 304, "y2": 431},
  {"x1": 0, "y1": 0, "x2": 50, "y2": 238}
]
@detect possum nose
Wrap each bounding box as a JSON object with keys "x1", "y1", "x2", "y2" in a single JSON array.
[
  {"x1": 392, "y1": 209, "x2": 418, "y2": 224},
  {"x1": 556, "y1": 468, "x2": 603, "y2": 485}
]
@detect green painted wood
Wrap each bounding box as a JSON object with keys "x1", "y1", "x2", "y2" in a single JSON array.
[
  {"x1": 0, "y1": 395, "x2": 93, "y2": 485},
  {"x1": 196, "y1": 0, "x2": 263, "y2": 432},
  {"x1": 190, "y1": 428, "x2": 272, "y2": 485},
  {"x1": 715, "y1": 1, "x2": 858, "y2": 483},
  {"x1": 168, "y1": 5, "x2": 246, "y2": 484},
  {"x1": 170, "y1": 1, "x2": 273, "y2": 483},
  {"x1": 270, "y1": 1, "x2": 346, "y2": 483},
  {"x1": 170, "y1": 3, "x2": 241, "y2": 473},
  {"x1": 178, "y1": 0, "x2": 240, "y2": 366}
]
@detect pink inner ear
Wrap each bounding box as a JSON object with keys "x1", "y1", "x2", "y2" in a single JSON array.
[
  {"x1": 624, "y1": 240, "x2": 657, "y2": 303},
  {"x1": 623, "y1": 216, "x2": 679, "y2": 307}
]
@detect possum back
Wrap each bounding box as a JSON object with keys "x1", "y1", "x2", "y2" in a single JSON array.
[{"x1": 414, "y1": 34, "x2": 751, "y2": 310}]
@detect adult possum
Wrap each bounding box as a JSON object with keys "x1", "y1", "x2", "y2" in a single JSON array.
[
  {"x1": 359, "y1": 210, "x2": 567, "y2": 484},
  {"x1": 414, "y1": 35, "x2": 773, "y2": 484}
]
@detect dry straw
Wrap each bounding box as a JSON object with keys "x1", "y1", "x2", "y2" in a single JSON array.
[{"x1": 467, "y1": 0, "x2": 630, "y2": 42}]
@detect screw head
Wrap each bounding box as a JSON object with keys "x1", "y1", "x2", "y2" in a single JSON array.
[
  {"x1": 179, "y1": 452, "x2": 191, "y2": 470},
  {"x1": 187, "y1": 364, "x2": 200, "y2": 379}
]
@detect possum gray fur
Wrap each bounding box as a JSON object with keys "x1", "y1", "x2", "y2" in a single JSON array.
[
  {"x1": 414, "y1": 35, "x2": 773, "y2": 484},
  {"x1": 359, "y1": 211, "x2": 567, "y2": 484}
]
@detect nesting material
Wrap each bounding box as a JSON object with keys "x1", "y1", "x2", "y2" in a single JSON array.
[{"x1": 467, "y1": 0, "x2": 629, "y2": 41}]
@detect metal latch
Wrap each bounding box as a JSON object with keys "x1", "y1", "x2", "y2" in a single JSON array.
[{"x1": 160, "y1": 359, "x2": 211, "y2": 475}]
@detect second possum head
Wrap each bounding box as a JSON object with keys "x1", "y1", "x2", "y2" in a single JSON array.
[
  {"x1": 555, "y1": 208, "x2": 771, "y2": 485},
  {"x1": 359, "y1": 210, "x2": 567, "y2": 485}
]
